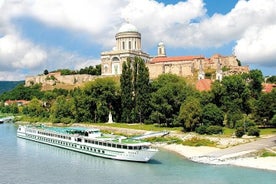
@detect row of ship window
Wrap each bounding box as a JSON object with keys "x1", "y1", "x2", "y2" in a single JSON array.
[
  {"x1": 84, "y1": 139, "x2": 147, "y2": 150},
  {"x1": 27, "y1": 134, "x2": 106, "y2": 154},
  {"x1": 37, "y1": 131, "x2": 71, "y2": 140},
  {"x1": 27, "y1": 132, "x2": 149, "y2": 151}
]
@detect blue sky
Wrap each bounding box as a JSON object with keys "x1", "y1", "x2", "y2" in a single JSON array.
[{"x1": 0, "y1": 0, "x2": 276, "y2": 80}]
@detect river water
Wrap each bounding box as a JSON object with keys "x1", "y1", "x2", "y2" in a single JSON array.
[{"x1": 0, "y1": 123, "x2": 275, "y2": 184}]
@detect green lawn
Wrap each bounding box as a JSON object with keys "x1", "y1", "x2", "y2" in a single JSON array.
[
  {"x1": 260, "y1": 150, "x2": 276, "y2": 157},
  {"x1": 222, "y1": 128, "x2": 235, "y2": 136},
  {"x1": 88, "y1": 122, "x2": 182, "y2": 132},
  {"x1": 222, "y1": 127, "x2": 276, "y2": 137},
  {"x1": 259, "y1": 128, "x2": 276, "y2": 135}
]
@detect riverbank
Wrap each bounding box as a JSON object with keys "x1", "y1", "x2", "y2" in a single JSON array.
[
  {"x1": 157, "y1": 141, "x2": 276, "y2": 172},
  {"x1": 15, "y1": 121, "x2": 276, "y2": 171},
  {"x1": 85, "y1": 123, "x2": 276, "y2": 171}
]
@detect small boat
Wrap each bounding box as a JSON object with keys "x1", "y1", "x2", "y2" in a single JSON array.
[
  {"x1": 0, "y1": 116, "x2": 14, "y2": 123},
  {"x1": 17, "y1": 125, "x2": 158, "y2": 162}
]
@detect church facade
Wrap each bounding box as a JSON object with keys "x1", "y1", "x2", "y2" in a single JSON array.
[
  {"x1": 101, "y1": 23, "x2": 248, "y2": 79},
  {"x1": 101, "y1": 23, "x2": 150, "y2": 76}
]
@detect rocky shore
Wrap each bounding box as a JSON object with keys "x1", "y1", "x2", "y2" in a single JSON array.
[{"x1": 164, "y1": 144, "x2": 276, "y2": 171}]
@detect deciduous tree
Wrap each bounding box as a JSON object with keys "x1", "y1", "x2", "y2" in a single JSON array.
[{"x1": 178, "y1": 97, "x2": 202, "y2": 132}]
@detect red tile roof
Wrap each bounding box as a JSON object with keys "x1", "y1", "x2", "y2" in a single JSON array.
[
  {"x1": 151, "y1": 56, "x2": 204, "y2": 63},
  {"x1": 262, "y1": 83, "x2": 276, "y2": 93},
  {"x1": 4, "y1": 100, "x2": 29, "y2": 106},
  {"x1": 196, "y1": 79, "x2": 212, "y2": 91}
]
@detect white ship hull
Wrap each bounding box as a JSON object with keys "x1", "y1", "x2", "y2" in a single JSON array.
[{"x1": 17, "y1": 126, "x2": 157, "y2": 162}]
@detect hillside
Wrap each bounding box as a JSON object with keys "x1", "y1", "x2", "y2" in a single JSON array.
[{"x1": 0, "y1": 81, "x2": 24, "y2": 94}]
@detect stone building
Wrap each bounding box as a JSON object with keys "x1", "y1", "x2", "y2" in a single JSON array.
[
  {"x1": 147, "y1": 55, "x2": 204, "y2": 79},
  {"x1": 26, "y1": 22, "x2": 249, "y2": 87},
  {"x1": 101, "y1": 22, "x2": 150, "y2": 76},
  {"x1": 100, "y1": 22, "x2": 247, "y2": 80}
]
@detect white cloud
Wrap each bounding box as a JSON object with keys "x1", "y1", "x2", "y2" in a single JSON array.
[
  {"x1": 2, "y1": 0, "x2": 127, "y2": 48},
  {"x1": 234, "y1": 25, "x2": 276, "y2": 65},
  {"x1": 0, "y1": 34, "x2": 47, "y2": 70},
  {"x1": 43, "y1": 49, "x2": 100, "y2": 72},
  {"x1": 0, "y1": 71, "x2": 26, "y2": 81},
  {"x1": 74, "y1": 59, "x2": 101, "y2": 71},
  {"x1": 120, "y1": 0, "x2": 206, "y2": 47},
  {"x1": 0, "y1": 0, "x2": 276, "y2": 81}
]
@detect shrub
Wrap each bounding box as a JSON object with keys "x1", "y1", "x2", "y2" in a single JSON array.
[
  {"x1": 61, "y1": 117, "x2": 75, "y2": 124},
  {"x1": 195, "y1": 126, "x2": 207, "y2": 135},
  {"x1": 206, "y1": 126, "x2": 223, "y2": 135},
  {"x1": 235, "y1": 127, "x2": 245, "y2": 138},
  {"x1": 182, "y1": 137, "x2": 216, "y2": 147},
  {"x1": 247, "y1": 126, "x2": 260, "y2": 137},
  {"x1": 261, "y1": 151, "x2": 276, "y2": 157}
]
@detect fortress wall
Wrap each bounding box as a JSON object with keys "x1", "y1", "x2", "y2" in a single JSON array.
[
  {"x1": 147, "y1": 62, "x2": 194, "y2": 79},
  {"x1": 25, "y1": 74, "x2": 101, "y2": 87}
]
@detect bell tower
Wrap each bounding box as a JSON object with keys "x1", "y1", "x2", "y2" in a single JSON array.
[
  {"x1": 157, "y1": 41, "x2": 166, "y2": 57},
  {"x1": 198, "y1": 60, "x2": 205, "y2": 80}
]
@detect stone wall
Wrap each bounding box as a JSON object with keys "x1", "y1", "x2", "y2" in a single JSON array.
[
  {"x1": 147, "y1": 61, "x2": 194, "y2": 79},
  {"x1": 25, "y1": 73, "x2": 102, "y2": 87}
]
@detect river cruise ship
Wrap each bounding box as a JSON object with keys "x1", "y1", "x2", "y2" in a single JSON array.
[{"x1": 17, "y1": 125, "x2": 158, "y2": 162}]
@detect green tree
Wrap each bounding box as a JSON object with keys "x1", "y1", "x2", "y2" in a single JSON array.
[
  {"x1": 254, "y1": 89, "x2": 276, "y2": 126},
  {"x1": 178, "y1": 97, "x2": 202, "y2": 132},
  {"x1": 0, "y1": 83, "x2": 43, "y2": 101},
  {"x1": 237, "y1": 59, "x2": 242, "y2": 66},
  {"x1": 84, "y1": 77, "x2": 119, "y2": 122},
  {"x1": 50, "y1": 95, "x2": 75, "y2": 123},
  {"x1": 78, "y1": 64, "x2": 101, "y2": 75},
  {"x1": 210, "y1": 81, "x2": 225, "y2": 107},
  {"x1": 135, "y1": 57, "x2": 151, "y2": 123},
  {"x1": 221, "y1": 75, "x2": 251, "y2": 115},
  {"x1": 247, "y1": 69, "x2": 263, "y2": 98},
  {"x1": 202, "y1": 103, "x2": 224, "y2": 126},
  {"x1": 24, "y1": 98, "x2": 45, "y2": 117},
  {"x1": 120, "y1": 58, "x2": 133, "y2": 123},
  {"x1": 226, "y1": 108, "x2": 243, "y2": 128},
  {"x1": 266, "y1": 76, "x2": 276, "y2": 83},
  {"x1": 149, "y1": 74, "x2": 194, "y2": 127},
  {"x1": 120, "y1": 57, "x2": 151, "y2": 123},
  {"x1": 271, "y1": 114, "x2": 276, "y2": 127},
  {"x1": 72, "y1": 88, "x2": 95, "y2": 122},
  {"x1": 44, "y1": 69, "x2": 49, "y2": 75}
]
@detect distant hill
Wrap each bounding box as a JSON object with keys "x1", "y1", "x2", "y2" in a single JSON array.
[{"x1": 0, "y1": 81, "x2": 24, "y2": 94}]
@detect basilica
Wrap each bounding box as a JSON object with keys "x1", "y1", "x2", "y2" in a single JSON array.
[
  {"x1": 101, "y1": 22, "x2": 249, "y2": 80},
  {"x1": 25, "y1": 22, "x2": 249, "y2": 89}
]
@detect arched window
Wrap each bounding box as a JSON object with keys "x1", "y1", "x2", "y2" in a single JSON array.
[
  {"x1": 104, "y1": 65, "x2": 108, "y2": 73},
  {"x1": 112, "y1": 57, "x2": 119, "y2": 61},
  {"x1": 159, "y1": 48, "x2": 162, "y2": 55}
]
